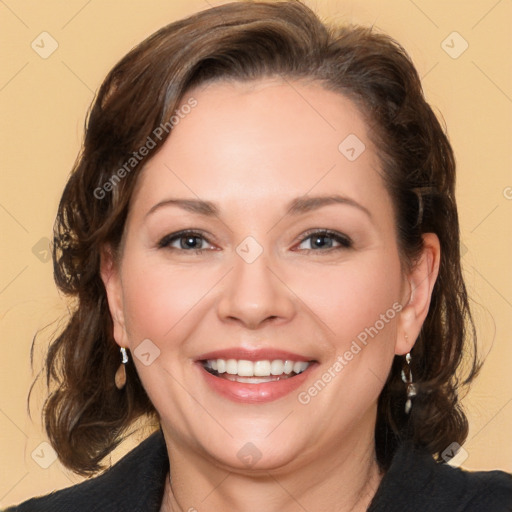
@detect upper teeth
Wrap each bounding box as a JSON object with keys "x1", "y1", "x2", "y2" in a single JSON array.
[{"x1": 204, "y1": 359, "x2": 310, "y2": 377}]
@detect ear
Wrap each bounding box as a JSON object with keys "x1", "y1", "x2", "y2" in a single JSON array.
[
  {"x1": 100, "y1": 244, "x2": 128, "y2": 349},
  {"x1": 395, "y1": 233, "x2": 441, "y2": 355}
]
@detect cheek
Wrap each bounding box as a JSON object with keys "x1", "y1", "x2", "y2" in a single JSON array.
[
  {"x1": 293, "y1": 252, "x2": 403, "y2": 346},
  {"x1": 120, "y1": 255, "x2": 219, "y2": 347},
  {"x1": 293, "y1": 254, "x2": 402, "y2": 420}
]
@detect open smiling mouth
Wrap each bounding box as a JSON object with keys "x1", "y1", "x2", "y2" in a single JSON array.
[{"x1": 201, "y1": 359, "x2": 312, "y2": 384}]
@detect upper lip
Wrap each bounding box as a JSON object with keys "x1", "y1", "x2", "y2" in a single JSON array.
[{"x1": 196, "y1": 348, "x2": 314, "y2": 362}]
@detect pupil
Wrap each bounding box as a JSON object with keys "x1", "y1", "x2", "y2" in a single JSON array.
[
  {"x1": 183, "y1": 236, "x2": 200, "y2": 249},
  {"x1": 313, "y1": 235, "x2": 331, "y2": 249}
]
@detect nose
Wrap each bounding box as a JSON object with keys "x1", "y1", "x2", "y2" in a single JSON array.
[{"x1": 216, "y1": 247, "x2": 296, "y2": 330}]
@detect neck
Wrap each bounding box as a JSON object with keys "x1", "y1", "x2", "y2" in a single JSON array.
[{"x1": 160, "y1": 417, "x2": 384, "y2": 512}]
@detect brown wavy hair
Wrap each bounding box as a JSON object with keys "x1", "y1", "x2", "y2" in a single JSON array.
[{"x1": 32, "y1": 0, "x2": 480, "y2": 476}]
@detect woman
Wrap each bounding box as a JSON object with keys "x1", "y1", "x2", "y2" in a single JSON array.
[{"x1": 6, "y1": 1, "x2": 512, "y2": 511}]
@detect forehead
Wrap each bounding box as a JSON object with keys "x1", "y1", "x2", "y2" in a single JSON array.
[{"x1": 129, "y1": 78, "x2": 389, "y2": 219}]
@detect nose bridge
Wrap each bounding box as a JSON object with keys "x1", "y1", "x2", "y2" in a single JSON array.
[{"x1": 216, "y1": 235, "x2": 295, "y2": 328}]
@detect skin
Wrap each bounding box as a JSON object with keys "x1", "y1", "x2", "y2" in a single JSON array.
[{"x1": 101, "y1": 78, "x2": 440, "y2": 512}]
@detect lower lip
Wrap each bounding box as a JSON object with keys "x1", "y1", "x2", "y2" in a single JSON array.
[{"x1": 198, "y1": 363, "x2": 315, "y2": 403}]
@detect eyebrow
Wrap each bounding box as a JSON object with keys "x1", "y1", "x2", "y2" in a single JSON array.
[
  {"x1": 145, "y1": 194, "x2": 372, "y2": 219},
  {"x1": 146, "y1": 198, "x2": 218, "y2": 217},
  {"x1": 286, "y1": 195, "x2": 372, "y2": 218}
]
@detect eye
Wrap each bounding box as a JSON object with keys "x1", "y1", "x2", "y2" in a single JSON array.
[
  {"x1": 158, "y1": 230, "x2": 214, "y2": 253},
  {"x1": 296, "y1": 229, "x2": 353, "y2": 252}
]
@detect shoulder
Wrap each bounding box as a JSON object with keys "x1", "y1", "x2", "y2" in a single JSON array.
[
  {"x1": 3, "y1": 429, "x2": 169, "y2": 512},
  {"x1": 369, "y1": 440, "x2": 512, "y2": 512}
]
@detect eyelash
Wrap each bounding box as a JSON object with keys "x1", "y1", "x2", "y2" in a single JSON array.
[{"x1": 157, "y1": 229, "x2": 353, "y2": 254}]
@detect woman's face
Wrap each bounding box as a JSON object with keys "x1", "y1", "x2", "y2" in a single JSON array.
[{"x1": 103, "y1": 78, "x2": 426, "y2": 471}]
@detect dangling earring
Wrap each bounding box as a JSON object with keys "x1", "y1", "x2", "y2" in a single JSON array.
[
  {"x1": 401, "y1": 350, "x2": 417, "y2": 414},
  {"x1": 115, "y1": 347, "x2": 129, "y2": 390}
]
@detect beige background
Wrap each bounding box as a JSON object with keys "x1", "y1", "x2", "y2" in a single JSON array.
[{"x1": 1, "y1": 0, "x2": 511, "y2": 507}]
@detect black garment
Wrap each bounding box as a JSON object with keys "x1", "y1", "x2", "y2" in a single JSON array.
[{"x1": 5, "y1": 429, "x2": 512, "y2": 511}]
